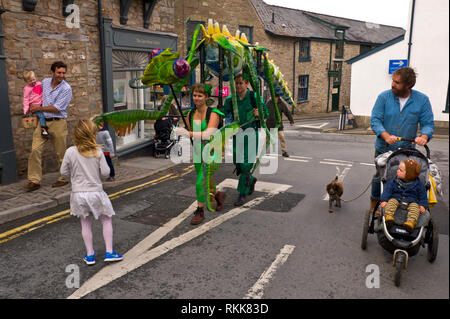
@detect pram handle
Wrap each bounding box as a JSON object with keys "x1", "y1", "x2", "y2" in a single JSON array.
[{"x1": 397, "y1": 137, "x2": 430, "y2": 159}]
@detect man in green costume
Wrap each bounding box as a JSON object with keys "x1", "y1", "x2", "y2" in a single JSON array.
[{"x1": 223, "y1": 74, "x2": 268, "y2": 206}]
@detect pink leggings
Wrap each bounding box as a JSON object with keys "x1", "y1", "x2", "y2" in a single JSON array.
[{"x1": 80, "y1": 215, "x2": 113, "y2": 255}]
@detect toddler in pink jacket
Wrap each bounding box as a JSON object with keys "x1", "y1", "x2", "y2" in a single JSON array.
[{"x1": 23, "y1": 71, "x2": 50, "y2": 138}]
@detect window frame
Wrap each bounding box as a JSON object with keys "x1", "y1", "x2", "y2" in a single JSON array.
[
  {"x1": 297, "y1": 74, "x2": 309, "y2": 103},
  {"x1": 238, "y1": 25, "x2": 253, "y2": 43},
  {"x1": 298, "y1": 38, "x2": 311, "y2": 62},
  {"x1": 186, "y1": 20, "x2": 205, "y2": 54},
  {"x1": 359, "y1": 44, "x2": 372, "y2": 55},
  {"x1": 335, "y1": 29, "x2": 345, "y2": 59}
]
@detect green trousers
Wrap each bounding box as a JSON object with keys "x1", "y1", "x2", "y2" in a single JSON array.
[{"x1": 233, "y1": 128, "x2": 258, "y2": 196}]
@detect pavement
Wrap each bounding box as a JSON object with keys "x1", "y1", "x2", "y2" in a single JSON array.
[{"x1": 0, "y1": 112, "x2": 447, "y2": 226}]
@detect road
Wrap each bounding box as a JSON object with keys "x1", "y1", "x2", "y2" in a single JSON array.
[{"x1": 0, "y1": 120, "x2": 448, "y2": 303}]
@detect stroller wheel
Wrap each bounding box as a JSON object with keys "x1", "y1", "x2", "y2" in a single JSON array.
[
  {"x1": 165, "y1": 151, "x2": 170, "y2": 159},
  {"x1": 393, "y1": 250, "x2": 407, "y2": 287},
  {"x1": 427, "y1": 219, "x2": 439, "y2": 263},
  {"x1": 361, "y1": 210, "x2": 371, "y2": 250}
]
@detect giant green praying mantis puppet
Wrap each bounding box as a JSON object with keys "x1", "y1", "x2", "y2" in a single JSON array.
[{"x1": 93, "y1": 19, "x2": 296, "y2": 212}]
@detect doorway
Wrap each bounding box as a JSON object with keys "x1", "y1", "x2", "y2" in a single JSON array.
[{"x1": 331, "y1": 85, "x2": 340, "y2": 112}]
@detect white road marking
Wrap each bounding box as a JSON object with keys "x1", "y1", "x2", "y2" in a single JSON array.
[
  {"x1": 296, "y1": 122, "x2": 329, "y2": 129},
  {"x1": 284, "y1": 158, "x2": 309, "y2": 163},
  {"x1": 323, "y1": 159, "x2": 353, "y2": 164},
  {"x1": 282, "y1": 130, "x2": 300, "y2": 135},
  {"x1": 323, "y1": 167, "x2": 351, "y2": 201},
  {"x1": 68, "y1": 179, "x2": 292, "y2": 299},
  {"x1": 320, "y1": 161, "x2": 353, "y2": 167},
  {"x1": 290, "y1": 155, "x2": 313, "y2": 160},
  {"x1": 244, "y1": 244, "x2": 296, "y2": 299},
  {"x1": 360, "y1": 162, "x2": 376, "y2": 166}
]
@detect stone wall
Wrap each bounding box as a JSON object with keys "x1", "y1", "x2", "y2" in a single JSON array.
[{"x1": 3, "y1": 0, "x2": 174, "y2": 176}]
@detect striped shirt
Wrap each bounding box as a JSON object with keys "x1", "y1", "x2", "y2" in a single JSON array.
[{"x1": 41, "y1": 77, "x2": 72, "y2": 119}]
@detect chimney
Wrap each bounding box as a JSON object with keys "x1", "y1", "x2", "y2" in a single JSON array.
[{"x1": 272, "y1": 12, "x2": 275, "y2": 23}]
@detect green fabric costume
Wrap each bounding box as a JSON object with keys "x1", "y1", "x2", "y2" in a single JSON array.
[
  {"x1": 190, "y1": 108, "x2": 223, "y2": 204},
  {"x1": 223, "y1": 89, "x2": 268, "y2": 196}
]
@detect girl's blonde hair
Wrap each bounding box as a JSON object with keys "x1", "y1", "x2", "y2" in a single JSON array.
[
  {"x1": 74, "y1": 119, "x2": 101, "y2": 157},
  {"x1": 23, "y1": 70, "x2": 35, "y2": 82}
]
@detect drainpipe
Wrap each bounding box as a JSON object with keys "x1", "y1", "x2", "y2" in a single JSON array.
[
  {"x1": 97, "y1": 0, "x2": 107, "y2": 112},
  {"x1": 326, "y1": 42, "x2": 332, "y2": 113},
  {"x1": 0, "y1": 8, "x2": 18, "y2": 184},
  {"x1": 407, "y1": 0, "x2": 416, "y2": 64},
  {"x1": 292, "y1": 39, "x2": 296, "y2": 113},
  {"x1": 97, "y1": 0, "x2": 116, "y2": 151}
]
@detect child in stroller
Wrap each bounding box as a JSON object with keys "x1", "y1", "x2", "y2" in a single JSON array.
[
  {"x1": 361, "y1": 139, "x2": 440, "y2": 286},
  {"x1": 380, "y1": 158, "x2": 428, "y2": 232},
  {"x1": 153, "y1": 116, "x2": 180, "y2": 158}
]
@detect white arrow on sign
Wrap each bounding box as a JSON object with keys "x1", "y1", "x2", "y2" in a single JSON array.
[
  {"x1": 393, "y1": 61, "x2": 405, "y2": 66},
  {"x1": 296, "y1": 122, "x2": 329, "y2": 129}
]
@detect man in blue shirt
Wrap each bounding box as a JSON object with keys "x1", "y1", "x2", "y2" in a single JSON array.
[
  {"x1": 369, "y1": 67, "x2": 434, "y2": 212},
  {"x1": 25, "y1": 61, "x2": 72, "y2": 192}
]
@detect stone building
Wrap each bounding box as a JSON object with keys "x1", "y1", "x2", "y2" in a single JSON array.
[
  {"x1": 0, "y1": 0, "x2": 405, "y2": 184},
  {"x1": 174, "y1": 0, "x2": 405, "y2": 114},
  {"x1": 0, "y1": 0, "x2": 176, "y2": 183}
]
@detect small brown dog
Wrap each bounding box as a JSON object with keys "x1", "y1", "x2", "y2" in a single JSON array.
[{"x1": 326, "y1": 169, "x2": 344, "y2": 213}]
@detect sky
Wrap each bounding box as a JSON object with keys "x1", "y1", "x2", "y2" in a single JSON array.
[{"x1": 263, "y1": 0, "x2": 411, "y2": 29}]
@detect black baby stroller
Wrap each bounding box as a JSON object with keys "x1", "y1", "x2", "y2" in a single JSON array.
[
  {"x1": 153, "y1": 116, "x2": 182, "y2": 159},
  {"x1": 361, "y1": 138, "x2": 440, "y2": 287}
]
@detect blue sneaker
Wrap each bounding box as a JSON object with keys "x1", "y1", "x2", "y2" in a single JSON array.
[
  {"x1": 83, "y1": 253, "x2": 96, "y2": 265},
  {"x1": 104, "y1": 251, "x2": 123, "y2": 262}
]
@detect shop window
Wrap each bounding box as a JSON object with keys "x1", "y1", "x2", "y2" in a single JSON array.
[
  {"x1": 112, "y1": 50, "x2": 154, "y2": 150},
  {"x1": 298, "y1": 39, "x2": 310, "y2": 62},
  {"x1": 238, "y1": 25, "x2": 253, "y2": 43},
  {"x1": 298, "y1": 75, "x2": 309, "y2": 103}
]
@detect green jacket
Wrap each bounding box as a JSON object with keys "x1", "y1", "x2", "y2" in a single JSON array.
[{"x1": 223, "y1": 89, "x2": 268, "y2": 129}]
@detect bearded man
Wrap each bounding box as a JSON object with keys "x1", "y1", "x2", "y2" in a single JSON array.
[{"x1": 369, "y1": 66, "x2": 434, "y2": 213}]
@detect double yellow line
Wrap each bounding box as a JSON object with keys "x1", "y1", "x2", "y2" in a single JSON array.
[{"x1": 0, "y1": 166, "x2": 194, "y2": 245}]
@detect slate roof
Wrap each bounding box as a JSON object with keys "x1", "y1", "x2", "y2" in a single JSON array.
[{"x1": 250, "y1": 0, "x2": 405, "y2": 44}]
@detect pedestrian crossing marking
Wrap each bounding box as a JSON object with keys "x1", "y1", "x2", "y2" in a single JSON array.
[{"x1": 68, "y1": 179, "x2": 292, "y2": 299}]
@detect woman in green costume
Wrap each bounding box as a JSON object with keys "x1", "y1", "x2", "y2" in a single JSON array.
[{"x1": 177, "y1": 83, "x2": 226, "y2": 225}]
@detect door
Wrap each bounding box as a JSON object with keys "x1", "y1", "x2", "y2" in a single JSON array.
[{"x1": 331, "y1": 85, "x2": 340, "y2": 112}]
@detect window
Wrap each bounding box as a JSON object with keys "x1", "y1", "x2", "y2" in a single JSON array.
[
  {"x1": 335, "y1": 29, "x2": 345, "y2": 58},
  {"x1": 297, "y1": 75, "x2": 309, "y2": 103},
  {"x1": 238, "y1": 25, "x2": 253, "y2": 43},
  {"x1": 298, "y1": 39, "x2": 310, "y2": 62},
  {"x1": 360, "y1": 44, "x2": 372, "y2": 55},
  {"x1": 333, "y1": 61, "x2": 342, "y2": 85},
  {"x1": 186, "y1": 20, "x2": 204, "y2": 54},
  {"x1": 112, "y1": 50, "x2": 152, "y2": 150}
]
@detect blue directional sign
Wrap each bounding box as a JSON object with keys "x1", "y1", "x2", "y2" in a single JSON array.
[{"x1": 389, "y1": 59, "x2": 408, "y2": 74}]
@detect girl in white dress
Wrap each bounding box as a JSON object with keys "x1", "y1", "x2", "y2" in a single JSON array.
[{"x1": 61, "y1": 119, "x2": 122, "y2": 265}]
